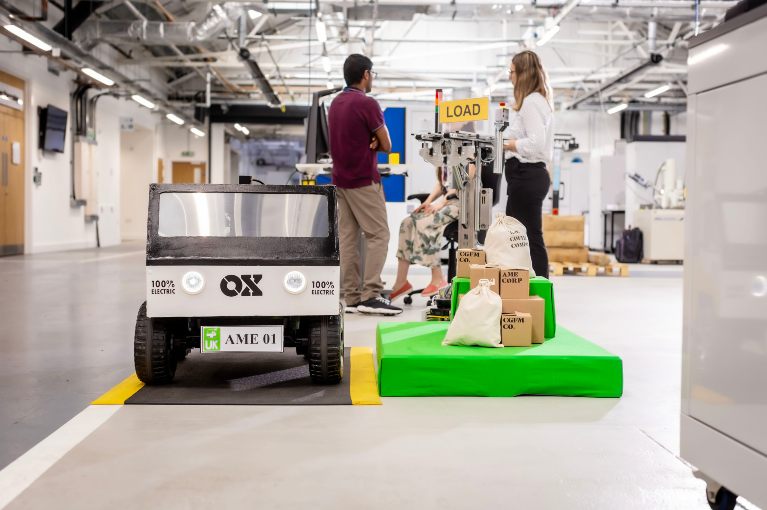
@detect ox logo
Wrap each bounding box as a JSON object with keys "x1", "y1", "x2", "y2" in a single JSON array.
[{"x1": 220, "y1": 275, "x2": 263, "y2": 297}]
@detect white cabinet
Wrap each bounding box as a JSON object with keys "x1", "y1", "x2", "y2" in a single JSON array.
[{"x1": 681, "y1": 6, "x2": 767, "y2": 508}]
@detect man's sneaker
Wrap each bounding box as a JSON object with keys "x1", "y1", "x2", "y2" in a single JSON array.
[
  {"x1": 357, "y1": 296, "x2": 403, "y2": 316},
  {"x1": 345, "y1": 302, "x2": 360, "y2": 314}
]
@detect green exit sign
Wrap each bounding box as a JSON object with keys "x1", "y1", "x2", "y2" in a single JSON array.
[{"x1": 181, "y1": 150, "x2": 194, "y2": 157}]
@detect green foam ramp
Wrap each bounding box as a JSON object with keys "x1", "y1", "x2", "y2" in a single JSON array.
[{"x1": 376, "y1": 322, "x2": 622, "y2": 398}]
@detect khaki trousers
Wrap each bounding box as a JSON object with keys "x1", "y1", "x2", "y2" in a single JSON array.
[{"x1": 337, "y1": 183, "x2": 390, "y2": 304}]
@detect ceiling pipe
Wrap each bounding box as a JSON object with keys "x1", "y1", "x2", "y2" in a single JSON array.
[
  {"x1": 0, "y1": 3, "x2": 201, "y2": 127},
  {"x1": 566, "y1": 53, "x2": 664, "y2": 110}
]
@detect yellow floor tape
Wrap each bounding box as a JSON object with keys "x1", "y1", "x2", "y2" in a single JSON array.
[
  {"x1": 350, "y1": 347, "x2": 382, "y2": 405},
  {"x1": 92, "y1": 373, "x2": 144, "y2": 405},
  {"x1": 93, "y1": 348, "x2": 382, "y2": 406}
]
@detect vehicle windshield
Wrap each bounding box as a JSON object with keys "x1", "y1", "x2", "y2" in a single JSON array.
[{"x1": 158, "y1": 192, "x2": 329, "y2": 238}]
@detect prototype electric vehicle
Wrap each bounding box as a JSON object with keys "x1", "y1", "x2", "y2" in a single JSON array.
[{"x1": 134, "y1": 183, "x2": 343, "y2": 385}]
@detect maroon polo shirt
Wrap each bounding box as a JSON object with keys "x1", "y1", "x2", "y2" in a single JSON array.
[{"x1": 328, "y1": 87, "x2": 385, "y2": 189}]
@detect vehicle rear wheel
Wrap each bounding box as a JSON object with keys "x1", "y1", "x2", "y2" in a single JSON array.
[
  {"x1": 308, "y1": 314, "x2": 343, "y2": 384},
  {"x1": 134, "y1": 302, "x2": 177, "y2": 384}
]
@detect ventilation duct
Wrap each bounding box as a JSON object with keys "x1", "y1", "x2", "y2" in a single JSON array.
[{"x1": 76, "y1": 3, "x2": 243, "y2": 45}]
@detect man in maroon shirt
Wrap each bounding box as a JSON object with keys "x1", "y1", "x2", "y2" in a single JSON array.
[{"x1": 328, "y1": 54, "x2": 402, "y2": 316}]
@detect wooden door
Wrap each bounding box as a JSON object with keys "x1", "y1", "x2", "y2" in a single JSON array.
[
  {"x1": 0, "y1": 71, "x2": 25, "y2": 256},
  {"x1": 172, "y1": 161, "x2": 206, "y2": 184}
]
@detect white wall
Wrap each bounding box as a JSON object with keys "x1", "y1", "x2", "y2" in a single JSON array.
[
  {"x1": 0, "y1": 36, "x2": 165, "y2": 253},
  {"x1": 160, "y1": 122, "x2": 207, "y2": 182},
  {"x1": 209, "y1": 123, "x2": 226, "y2": 184},
  {"x1": 120, "y1": 127, "x2": 154, "y2": 241}
]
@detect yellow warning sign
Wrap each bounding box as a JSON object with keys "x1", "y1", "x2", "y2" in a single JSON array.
[{"x1": 439, "y1": 97, "x2": 490, "y2": 124}]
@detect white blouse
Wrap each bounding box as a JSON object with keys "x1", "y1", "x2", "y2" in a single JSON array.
[{"x1": 505, "y1": 92, "x2": 554, "y2": 166}]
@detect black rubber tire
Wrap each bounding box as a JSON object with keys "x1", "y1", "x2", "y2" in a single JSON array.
[
  {"x1": 308, "y1": 314, "x2": 343, "y2": 384},
  {"x1": 403, "y1": 295, "x2": 413, "y2": 305},
  {"x1": 134, "y1": 302, "x2": 177, "y2": 384},
  {"x1": 708, "y1": 487, "x2": 737, "y2": 510}
]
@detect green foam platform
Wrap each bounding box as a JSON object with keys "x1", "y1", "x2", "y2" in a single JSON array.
[{"x1": 376, "y1": 322, "x2": 623, "y2": 398}]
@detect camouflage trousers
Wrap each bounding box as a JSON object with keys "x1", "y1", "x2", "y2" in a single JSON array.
[{"x1": 396, "y1": 200, "x2": 459, "y2": 268}]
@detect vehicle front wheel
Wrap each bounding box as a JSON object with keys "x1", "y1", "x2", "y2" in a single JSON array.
[
  {"x1": 308, "y1": 315, "x2": 343, "y2": 384},
  {"x1": 134, "y1": 302, "x2": 177, "y2": 384}
]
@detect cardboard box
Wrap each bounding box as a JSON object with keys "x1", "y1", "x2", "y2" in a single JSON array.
[
  {"x1": 499, "y1": 267, "x2": 530, "y2": 299},
  {"x1": 469, "y1": 264, "x2": 500, "y2": 295},
  {"x1": 501, "y1": 313, "x2": 532, "y2": 347},
  {"x1": 457, "y1": 249, "x2": 486, "y2": 278},
  {"x1": 544, "y1": 230, "x2": 584, "y2": 248},
  {"x1": 543, "y1": 214, "x2": 585, "y2": 232},
  {"x1": 548, "y1": 247, "x2": 589, "y2": 263},
  {"x1": 502, "y1": 296, "x2": 545, "y2": 343}
]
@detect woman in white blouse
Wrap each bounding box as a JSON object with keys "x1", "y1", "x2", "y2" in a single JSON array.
[{"x1": 503, "y1": 50, "x2": 554, "y2": 278}]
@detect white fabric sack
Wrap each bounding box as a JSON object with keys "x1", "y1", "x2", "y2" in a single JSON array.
[
  {"x1": 443, "y1": 280, "x2": 503, "y2": 348},
  {"x1": 484, "y1": 214, "x2": 536, "y2": 277}
]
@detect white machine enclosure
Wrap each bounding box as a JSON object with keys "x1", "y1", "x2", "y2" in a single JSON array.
[
  {"x1": 146, "y1": 265, "x2": 340, "y2": 318},
  {"x1": 681, "y1": 6, "x2": 767, "y2": 508}
]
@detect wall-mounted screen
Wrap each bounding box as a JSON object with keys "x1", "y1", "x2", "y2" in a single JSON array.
[{"x1": 39, "y1": 105, "x2": 68, "y2": 153}]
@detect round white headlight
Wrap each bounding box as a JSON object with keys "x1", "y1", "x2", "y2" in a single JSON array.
[
  {"x1": 181, "y1": 271, "x2": 205, "y2": 295},
  {"x1": 284, "y1": 271, "x2": 307, "y2": 294}
]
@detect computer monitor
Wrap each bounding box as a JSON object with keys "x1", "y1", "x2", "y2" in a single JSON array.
[{"x1": 305, "y1": 88, "x2": 341, "y2": 163}]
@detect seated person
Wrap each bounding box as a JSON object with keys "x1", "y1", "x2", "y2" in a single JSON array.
[{"x1": 390, "y1": 170, "x2": 459, "y2": 299}]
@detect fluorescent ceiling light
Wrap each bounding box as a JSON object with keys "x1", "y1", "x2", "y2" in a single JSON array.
[
  {"x1": 268, "y1": 2, "x2": 313, "y2": 10},
  {"x1": 234, "y1": 123, "x2": 243, "y2": 131},
  {"x1": 515, "y1": 4, "x2": 524, "y2": 11},
  {"x1": 688, "y1": 43, "x2": 727, "y2": 66},
  {"x1": 316, "y1": 19, "x2": 327, "y2": 43},
  {"x1": 131, "y1": 94, "x2": 156, "y2": 109},
  {"x1": 0, "y1": 94, "x2": 8, "y2": 101},
  {"x1": 240, "y1": 126, "x2": 250, "y2": 136},
  {"x1": 3, "y1": 24, "x2": 52, "y2": 52},
  {"x1": 82, "y1": 68, "x2": 115, "y2": 87},
  {"x1": 536, "y1": 25, "x2": 560, "y2": 47},
  {"x1": 17, "y1": 98, "x2": 23, "y2": 106},
  {"x1": 166, "y1": 113, "x2": 184, "y2": 125},
  {"x1": 248, "y1": 9, "x2": 263, "y2": 20},
  {"x1": 322, "y1": 56, "x2": 332, "y2": 73},
  {"x1": 644, "y1": 84, "x2": 671, "y2": 99},
  {"x1": 190, "y1": 127, "x2": 205, "y2": 137},
  {"x1": 607, "y1": 103, "x2": 628, "y2": 115}
]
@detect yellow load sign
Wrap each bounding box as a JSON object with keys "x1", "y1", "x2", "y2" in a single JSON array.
[{"x1": 439, "y1": 97, "x2": 490, "y2": 124}]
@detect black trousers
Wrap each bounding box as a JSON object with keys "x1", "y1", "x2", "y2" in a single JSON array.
[{"x1": 505, "y1": 157, "x2": 551, "y2": 278}]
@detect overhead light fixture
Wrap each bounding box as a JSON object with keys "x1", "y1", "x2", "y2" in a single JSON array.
[
  {"x1": 190, "y1": 127, "x2": 205, "y2": 137},
  {"x1": 248, "y1": 9, "x2": 263, "y2": 20},
  {"x1": 131, "y1": 94, "x2": 156, "y2": 109},
  {"x1": 166, "y1": 113, "x2": 185, "y2": 125},
  {"x1": 267, "y1": 2, "x2": 313, "y2": 10},
  {"x1": 515, "y1": 4, "x2": 524, "y2": 12},
  {"x1": 234, "y1": 123, "x2": 243, "y2": 131},
  {"x1": 82, "y1": 68, "x2": 115, "y2": 87},
  {"x1": 17, "y1": 98, "x2": 23, "y2": 106},
  {"x1": 688, "y1": 43, "x2": 727, "y2": 66},
  {"x1": 536, "y1": 25, "x2": 560, "y2": 47},
  {"x1": 644, "y1": 84, "x2": 671, "y2": 99},
  {"x1": 0, "y1": 94, "x2": 8, "y2": 101},
  {"x1": 322, "y1": 56, "x2": 332, "y2": 73},
  {"x1": 607, "y1": 103, "x2": 628, "y2": 115},
  {"x1": 238, "y1": 47, "x2": 282, "y2": 107},
  {"x1": 3, "y1": 24, "x2": 52, "y2": 52},
  {"x1": 240, "y1": 126, "x2": 250, "y2": 136},
  {"x1": 316, "y1": 19, "x2": 327, "y2": 43}
]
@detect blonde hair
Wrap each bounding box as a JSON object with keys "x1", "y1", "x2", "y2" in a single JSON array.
[{"x1": 511, "y1": 50, "x2": 552, "y2": 112}]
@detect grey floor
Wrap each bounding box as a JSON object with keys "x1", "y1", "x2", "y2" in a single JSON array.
[{"x1": 0, "y1": 245, "x2": 750, "y2": 509}]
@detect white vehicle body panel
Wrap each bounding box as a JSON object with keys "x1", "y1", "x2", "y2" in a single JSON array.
[{"x1": 146, "y1": 265, "x2": 340, "y2": 318}]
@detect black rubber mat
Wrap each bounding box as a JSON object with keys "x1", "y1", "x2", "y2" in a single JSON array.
[{"x1": 126, "y1": 348, "x2": 352, "y2": 405}]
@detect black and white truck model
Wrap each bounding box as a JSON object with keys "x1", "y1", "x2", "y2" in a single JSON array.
[{"x1": 134, "y1": 183, "x2": 343, "y2": 385}]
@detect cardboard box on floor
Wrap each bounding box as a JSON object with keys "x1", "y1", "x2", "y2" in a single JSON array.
[
  {"x1": 502, "y1": 296, "x2": 545, "y2": 343},
  {"x1": 543, "y1": 215, "x2": 585, "y2": 232},
  {"x1": 457, "y1": 249, "x2": 486, "y2": 278},
  {"x1": 499, "y1": 268, "x2": 529, "y2": 299},
  {"x1": 469, "y1": 264, "x2": 500, "y2": 295},
  {"x1": 501, "y1": 313, "x2": 532, "y2": 347},
  {"x1": 548, "y1": 247, "x2": 589, "y2": 264},
  {"x1": 544, "y1": 230, "x2": 584, "y2": 248}
]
